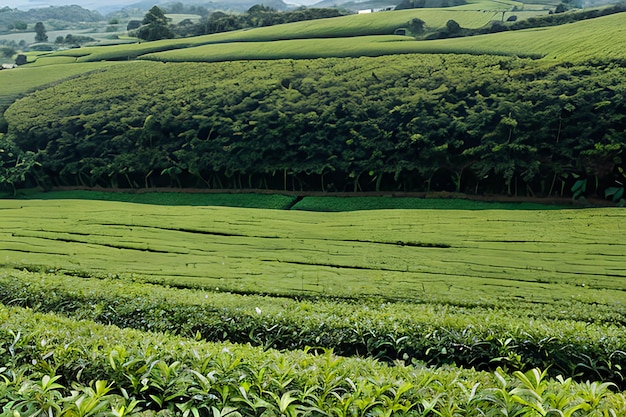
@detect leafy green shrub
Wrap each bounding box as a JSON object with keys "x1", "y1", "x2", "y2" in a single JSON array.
[
  {"x1": 1, "y1": 269, "x2": 624, "y2": 388},
  {"x1": 1, "y1": 304, "x2": 625, "y2": 416}
]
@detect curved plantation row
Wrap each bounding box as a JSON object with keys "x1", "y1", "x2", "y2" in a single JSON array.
[
  {"x1": 1, "y1": 303, "x2": 626, "y2": 416},
  {"x1": 1, "y1": 269, "x2": 624, "y2": 389}
]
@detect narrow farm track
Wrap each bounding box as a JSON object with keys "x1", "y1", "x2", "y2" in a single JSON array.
[{"x1": 1, "y1": 199, "x2": 625, "y2": 306}]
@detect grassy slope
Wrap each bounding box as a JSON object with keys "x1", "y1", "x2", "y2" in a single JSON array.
[
  {"x1": 0, "y1": 61, "x2": 127, "y2": 108},
  {"x1": 3, "y1": 6, "x2": 622, "y2": 106},
  {"x1": 142, "y1": 12, "x2": 626, "y2": 63},
  {"x1": 46, "y1": 2, "x2": 517, "y2": 63},
  {"x1": 404, "y1": 11, "x2": 626, "y2": 61},
  {"x1": 1, "y1": 199, "x2": 624, "y2": 307}
]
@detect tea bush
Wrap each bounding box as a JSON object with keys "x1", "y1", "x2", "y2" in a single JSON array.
[
  {"x1": 1, "y1": 304, "x2": 625, "y2": 416},
  {"x1": 1, "y1": 269, "x2": 624, "y2": 388}
]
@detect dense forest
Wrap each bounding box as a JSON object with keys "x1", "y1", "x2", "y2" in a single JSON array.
[{"x1": 2, "y1": 53, "x2": 624, "y2": 198}]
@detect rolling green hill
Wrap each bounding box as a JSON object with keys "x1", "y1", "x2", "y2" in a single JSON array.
[
  {"x1": 42, "y1": 0, "x2": 530, "y2": 63},
  {"x1": 2, "y1": 3, "x2": 623, "y2": 106},
  {"x1": 1, "y1": 2, "x2": 624, "y2": 198},
  {"x1": 137, "y1": 12, "x2": 625, "y2": 63},
  {"x1": 0, "y1": 61, "x2": 124, "y2": 110},
  {"x1": 27, "y1": 8, "x2": 625, "y2": 65}
]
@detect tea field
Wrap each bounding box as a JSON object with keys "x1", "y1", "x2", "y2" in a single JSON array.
[
  {"x1": 1, "y1": 197, "x2": 625, "y2": 415},
  {"x1": 1, "y1": 199, "x2": 625, "y2": 304},
  {"x1": 1, "y1": 197, "x2": 625, "y2": 414}
]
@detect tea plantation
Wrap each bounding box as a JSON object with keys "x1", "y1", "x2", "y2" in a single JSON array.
[
  {"x1": 1, "y1": 1, "x2": 625, "y2": 414},
  {"x1": 1, "y1": 197, "x2": 625, "y2": 415}
]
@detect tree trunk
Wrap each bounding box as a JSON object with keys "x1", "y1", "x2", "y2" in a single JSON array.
[{"x1": 145, "y1": 170, "x2": 153, "y2": 188}]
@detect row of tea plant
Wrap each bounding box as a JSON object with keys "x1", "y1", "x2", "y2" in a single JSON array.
[
  {"x1": 1, "y1": 303, "x2": 625, "y2": 416},
  {"x1": 1, "y1": 268, "x2": 624, "y2": 389}
]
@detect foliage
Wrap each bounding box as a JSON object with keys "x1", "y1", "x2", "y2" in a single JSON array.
[
  {"x1": 0, "y1": 267, "x2": 625, "y2": 388},
  {"x1": 1, "y1": 303, "x2": 625, "y2": 416},
  {"x1": 24, "y1": 189, "x2": 298, "y2": 208},
  {"x1": 289, "y1": 195, "x2": 570, "y2": 211},
  {"x1": 0, "y1": 61, "x2": 124, "y2": 115},
  {"x1": 0, "y1": 134, "x2": 38, "y2": 195},
  {"x1": 181, "y1": 7, "x2": 344, "y2": 37},
  {"x1": 34, "y1": 21, "x2": 47, "y2": 43},
  {"x1": 4, "y1": 51, "x2": 625, "y2": 196},
  {"x1": 55, "y1": 34, "x2": 96, "y2": 46},
  {"x1": 0, "y1": 5, "x2": 103, "y2": 32},
  {"x1": 0, "y1": 46, "x2": 15, "y2": 58},
  {"x1": 604, "y1": 167, "x2": 626, "y2": 206},
  {"x1": 136, "y1": 6, "x2": 174, "y2": 42}
]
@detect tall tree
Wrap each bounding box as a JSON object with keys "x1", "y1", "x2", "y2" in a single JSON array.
[
  {"x1": 137, "y1": 6, "x2": 173, "y2": 41},
  {"x1": 34, "y1": 21, "x2": 47, "y2": 42}
]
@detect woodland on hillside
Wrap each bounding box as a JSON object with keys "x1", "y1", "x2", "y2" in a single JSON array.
[{"x1": 2, "y1": 54, "x2": 624, "y2": 199}]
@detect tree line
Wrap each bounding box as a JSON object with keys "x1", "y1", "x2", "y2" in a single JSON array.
[
  {"x1": 1, "y1": 54, "x2": 625, "y2": 199},
  {"x1": 133, "y1": 5, "x2": 345, "y2": 41},
  {"x1": 0, "y1": 5, "x2": 103, "y2": 31}
]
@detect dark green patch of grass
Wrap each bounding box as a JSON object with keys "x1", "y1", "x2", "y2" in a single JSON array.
[
  {"x1": 22, "y1": 190, "x2": 297, "y2": 209},
  {"x1": 13, "y1": 190, "x2": 571, "y2": 211},
  {"x1": 292, "y1": 196, "x2": 571, "y2": 211}
]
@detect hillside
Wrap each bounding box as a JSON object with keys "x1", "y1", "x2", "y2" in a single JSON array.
[
  {"x1": 30, "y1": 5, "x2": 625, "y2": 64},
  {"x1": 1, "y1": 4, "x2": 625, "y2": 201},
  {"x1": 3, "y1": 51, "x2": 625, "y2": 197},
  {"x1": 133, "y1": 12, "x2": 626, "y2": 62}
]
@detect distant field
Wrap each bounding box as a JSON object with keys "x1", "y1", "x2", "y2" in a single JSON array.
[
  {"x1": 1, "y1": 199, "x2": 624, "y2": 306},
  {"x1": 48, "y1": 4, "x2": 518, "y2": 63},
  {"x1": 141, "y1": 35, "x2": 417, "y2": 61},
  {"x1": 0, "y1": 61, "x2": 127, "y2": 107},
  {"x1": 10, "y1": 4, "x2": 622, "y2": 66},
  {"x1": 139, "y1": 12, "x2": 626, "y2": 63},
  {"x1": 402, "y1": 12, "x2": 626, "y2": 61}
]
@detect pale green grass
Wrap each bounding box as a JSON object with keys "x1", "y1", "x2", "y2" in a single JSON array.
[
  {"x1": 399, "y1": 12, "x2": 626, "y2": 61},
  {"x1": 24, "y1": 55, "x2": 81, "y2": 66},
  {"x1": 142, "y1": 12, "x2": 626, "y2": 63},
  {"x1": 49, "y1": 6, "x2": 511, "y2": 62},
  {"x1": 0, "y1": 61, "x2": 130, "y2": 105},
  {"x1": 141, "y1": 35, "x2": 417, "y2": 61},
  {"x1": 1, "y1": 199, "x2": 624, "y2": 307}
]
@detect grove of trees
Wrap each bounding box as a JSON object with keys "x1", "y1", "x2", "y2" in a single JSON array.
[
  {"x1": 136, "y1": 6, "x2": 174, "y2": 42},
  {"x1": 2, "y1": 54, "x2": 625, "y2": 198},
  {"x1": 172, "y1": 6, "x2": 344, "y2": 38},
  {"x1": 0, "y1": 5, "x2": 103, "y2": 31}
]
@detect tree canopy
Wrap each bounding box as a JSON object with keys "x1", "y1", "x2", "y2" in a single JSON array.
[
  {"x1": 2, "y1": 54, "x2": 625, "y2": 198},
  {"x1": 34, "y1": 22, "x2": 47, "y2": 43},
  {"x1": 136, "y1": 6, "x2": 174, "y2": 41}
]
